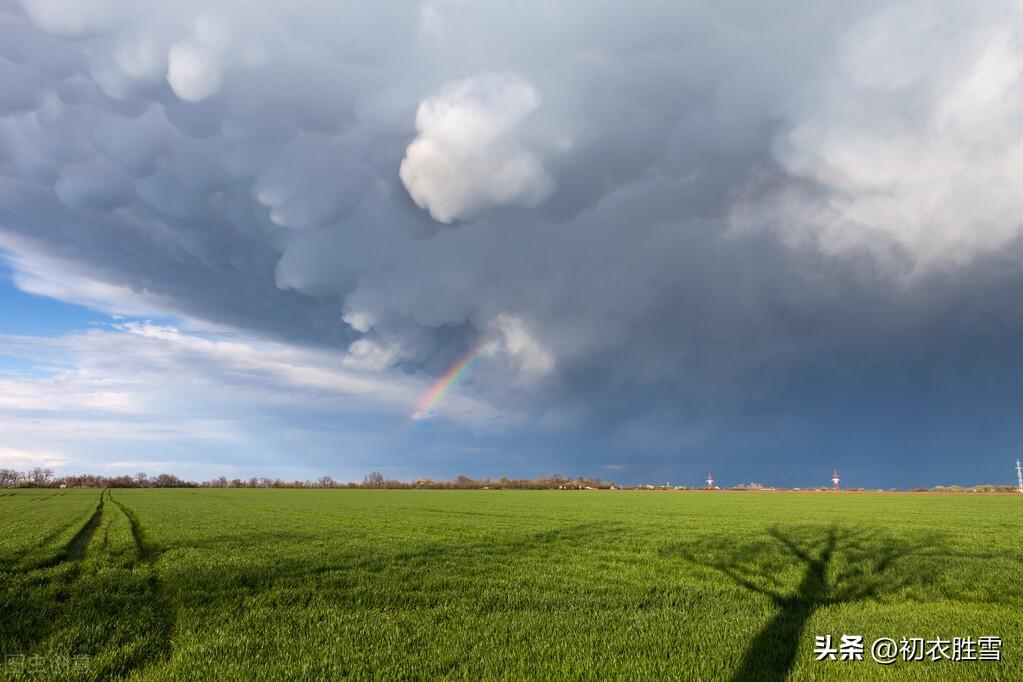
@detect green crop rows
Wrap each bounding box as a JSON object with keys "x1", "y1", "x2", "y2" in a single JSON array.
[{"x1": 1, "y1": 489, "x2": 1020, "y2": 680}]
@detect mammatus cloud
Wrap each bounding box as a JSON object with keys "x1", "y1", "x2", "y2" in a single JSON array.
[
  {"x1": 19, "y1": 0, "x2": 125, "y2": 38},
  {"x1": 3, "y1": 1, "x2": 1023, "y2": 482},
  {"x1": 737, "y1": 0, "x2": 1023, "y2": 271},
  {"x1": 167, "y1": 40, "x2": 223, "y2": 103},
  {"x1": 399, "y1": 73, "x2": 555, "y2": 223}
]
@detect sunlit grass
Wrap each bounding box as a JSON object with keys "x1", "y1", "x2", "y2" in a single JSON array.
[{"x1": 1, "y1": 489, "x2": 1019, "y2": 680}]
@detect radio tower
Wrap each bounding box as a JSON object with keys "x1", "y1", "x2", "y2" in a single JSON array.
[
  {"x1": 1016, "y1": 459, "x2": 1023, "y2": 494},
  {"x1": 832, "y1": 469, "x2": 840, "y2": 492},
  {"x1": 706, "y1": 472, "x2": 714, "y2": 490}
]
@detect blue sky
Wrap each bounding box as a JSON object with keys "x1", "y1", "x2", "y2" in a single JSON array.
[
  {"x1": 0, "y1": 262, "x2": 105, "y2": 336},
  {"x1": 2, "y1": 1, "x2": 1023, "y2": 488}
]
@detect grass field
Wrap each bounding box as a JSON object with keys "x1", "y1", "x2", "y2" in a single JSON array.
[{"x1": 0, "y1": 489, "x2": 1019, "y2": 680}]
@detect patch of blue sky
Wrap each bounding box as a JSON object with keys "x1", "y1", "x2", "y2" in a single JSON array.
[
  {"x1": 0, "y1": 257, "x2": 110, "y2": 336},
  {"x1": 0, "y1": 357, "x2": 66, "y2": 378}
]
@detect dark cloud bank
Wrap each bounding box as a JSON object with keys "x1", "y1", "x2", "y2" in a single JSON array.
[{"x1": 3, "y1": 0, "x2": 1023, "y2": 485}]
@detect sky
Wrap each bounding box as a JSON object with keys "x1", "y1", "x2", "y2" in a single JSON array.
[{"x1": 2, "y1": 0, "x2": 1023, "y2": 487}]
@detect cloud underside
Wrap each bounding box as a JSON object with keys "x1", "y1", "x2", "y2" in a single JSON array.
[{"x1": 3, "y1": 0, "x2": 1023, "y2": 470}]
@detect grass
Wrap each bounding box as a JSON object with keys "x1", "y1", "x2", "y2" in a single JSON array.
[{"x1": 0, "y1": 489, "x2": 1020, "y2": 680}]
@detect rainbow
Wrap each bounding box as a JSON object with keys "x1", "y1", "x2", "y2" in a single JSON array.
[{"x1": 411, "y1": 347, "x2": 481, "y2": 420}]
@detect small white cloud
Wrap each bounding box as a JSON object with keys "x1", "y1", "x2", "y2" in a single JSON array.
[
  {"x1": 342, "y1": 310, "x2": 375, "y2": 334},
  {"x1": 167, "y1": 41, "x2": 223, "y2": 102},
  {"x1": 481, "y1": 313, "x2": 554, "y2": 381},
  {"x1": 341, "y1": 338, "x2": 400, "y2": 372},
  {"x1": 399, "y1": 73, "x2": 555, "y2": 223}
]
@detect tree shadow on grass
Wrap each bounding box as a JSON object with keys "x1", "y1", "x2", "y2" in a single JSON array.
[
  {"x1": 159, "y1": 521, "x2": 625, "y2": 608},
  {"x1": 664, "y1": 525, "x2": 944, "y2": 682},
  {"x1": 3, "y1": 513, "x2": 627, "y2": 679}
]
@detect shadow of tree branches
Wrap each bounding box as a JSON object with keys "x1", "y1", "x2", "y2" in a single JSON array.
[{"x1": 663, "y1": 524, "x2": 944, "y2": 682}]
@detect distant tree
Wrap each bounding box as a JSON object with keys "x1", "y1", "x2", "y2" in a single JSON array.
[
  {"x1": 318, "y1": 476, "x2": 335, "y2": 488},
  {"x1": 363, "y1": 472, "x2": 385, "y2": 488},
  {"x1": 154, "y1": 473, "x2": 184, "y2": 488},
  {"x1": 28, "y1": 468, "x2": 54, "y2": 487},
  {"x1": 135, "y1": 472, "x2": 149, "y2": 487},
  {"x1": 0, "y1": 468, "x2": 20, "y2": 488}
]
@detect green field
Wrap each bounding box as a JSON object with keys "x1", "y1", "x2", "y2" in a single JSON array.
[{"x1": 0, "y1": 489, "x2": 1019, "y2": 680}]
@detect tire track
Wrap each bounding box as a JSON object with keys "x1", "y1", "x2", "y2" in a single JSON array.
[
  {"x1": 66, "y1": 490, "x2": 106, "y2": 561},
  {"x1": 0, "y1": 490, "x2": 107, "y2": 656},
  {"x1": 107, "y1": 493, "x2": 177, "y2": 675},
  {"x1": 109, "y1": 494, "x2": 160, "y2": 562},
  {"x1": 29, "y1": 490, "x2": 106, "y2": 569}
]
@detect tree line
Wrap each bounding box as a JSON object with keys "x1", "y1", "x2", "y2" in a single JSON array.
[
  {"x1": 2, "y1": 467, "x2": 1016, "y2": 492},
  {"x1": 0, "y1": 468, "x2": 197, "y2": 489},
  {"x1": 0, "y1": 468, "x2": 616, "y2": 490}
]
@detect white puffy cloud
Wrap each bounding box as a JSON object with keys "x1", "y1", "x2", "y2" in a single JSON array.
[
  {"x1": 399, "y1": 73, "x2": 555, "y2": 223},
  {"x1": 480, "y1": 313, "x2": 554, "y2": 381},
  {"x1": 341, "y1": 309, "x2": 375, "y2": 334},
  {"x1": 741, "y1": 0, "x2": 1023, "y2": 272}
]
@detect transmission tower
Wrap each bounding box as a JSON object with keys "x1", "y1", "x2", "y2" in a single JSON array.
[
  {"x1": 832, "y1": 469, "x2": 840, "y2": 492},
  {"x1": 706, "y1": 472, "x2": 714, "y2": 490}
]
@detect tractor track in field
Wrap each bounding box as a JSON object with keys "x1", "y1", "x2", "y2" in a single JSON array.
[
  {"x1": 3, "y1": 491, "x2": 177, "y2": 678},
  {"x1": 107, "y1": 493, "x2": 177, "y2": 675},
  {"x1": 66, "y1": 490, "x2": 106, "y2": 562},
  {"x1": 0, "y1": 491, "x2": 108, "y2": 659},
  {"x1": 109, "y1": 493, "x2": 161, "y2": 562},
  {"x1": 28, "y1": 489, "x2": 107, "y2": 570},
  {"x1": 35, "y1": 511, "x2": 91, "y2": 557}
]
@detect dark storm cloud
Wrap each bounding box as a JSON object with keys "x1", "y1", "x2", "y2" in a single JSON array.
[{"x1": 4, "y1": 0, "x2": 1023, "y2": 471}]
